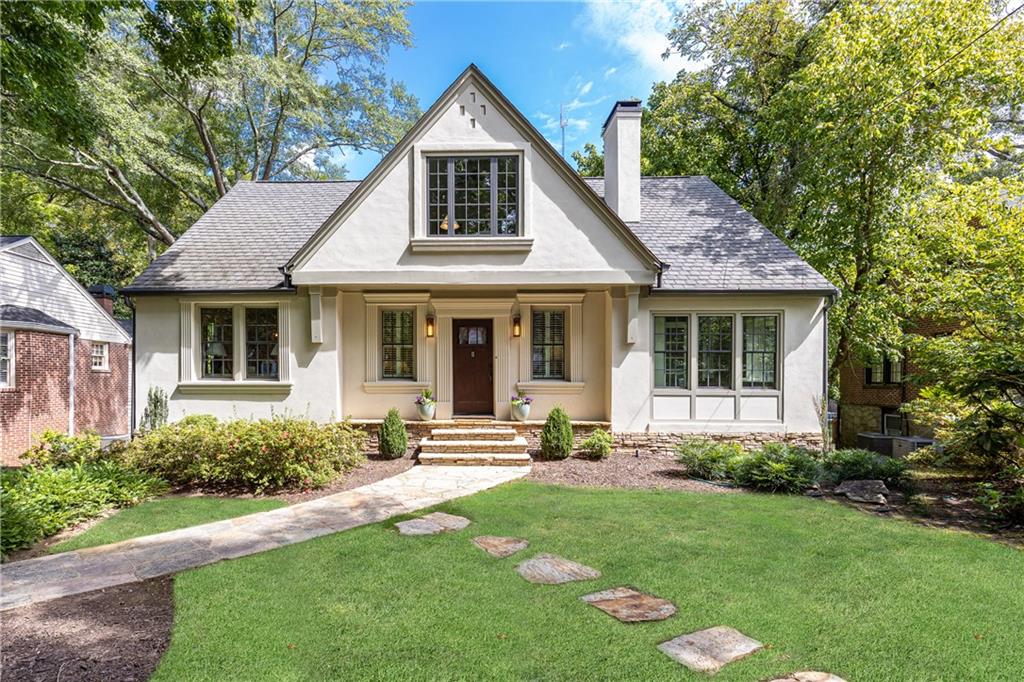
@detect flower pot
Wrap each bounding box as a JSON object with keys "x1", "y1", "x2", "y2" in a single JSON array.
[
  {"x1": 417, "y1": 401, "x2": 436, "y2": 421},
  {"x1": 511, "y1": 402, "x2": 531, "y2": 422}
]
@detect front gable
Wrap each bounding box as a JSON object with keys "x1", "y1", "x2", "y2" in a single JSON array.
[{"x1": 289, "y1": 65, "x2": 659, "y2": 286}]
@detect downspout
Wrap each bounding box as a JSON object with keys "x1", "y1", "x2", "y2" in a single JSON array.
[
  {"x1": 127, "y1": 296, "x2": 137, "y2": 436},
  {"x1": 823, "y1": 293, "x2": 835, "y2": 441},
  {"x1": 68, "y1": 332, "x2": 76, "y2": 436}
]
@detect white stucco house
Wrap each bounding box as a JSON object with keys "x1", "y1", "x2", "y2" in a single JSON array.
[{"x1": 124, "y1": 65, "x2": 834, "y2": 453}]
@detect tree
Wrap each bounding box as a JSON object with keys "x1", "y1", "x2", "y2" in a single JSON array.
[
  {"x1": 611, "y1": 0, "x2": 1023, "y2": 381},
  {"x1": 3, "y1": 0, "x2": 418, "y2": 247},
  {"x1": 571, "y1": 143, "x2": 603, "y2": 177},
  {"x1": 902, "y1": 177, "x2": 1024, "y2": 473}
]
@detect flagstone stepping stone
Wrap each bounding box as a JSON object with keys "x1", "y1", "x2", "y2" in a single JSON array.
[
  {"x1": 580, "y1": 586, "x2": 677, "y2": 622},
  {"x1": 515, "y1": 553, "x2": 600, "y2": 584},
  {"x1": 395, "y1": 512, "x2": 471, "y2": 536},
  {"x1": 658, "y1": 626, "x2": 763, "y2": 674},
  {"x1": 769, "y1": 674, "x2": 847, "y2": 682},
  {"x1": 472, "y1": 535, "x2": 529, "y2": 558}
]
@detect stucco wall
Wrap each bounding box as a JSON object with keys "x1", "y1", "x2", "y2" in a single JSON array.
[{"x1": 611, "y1": 293, "x2": 826, "y2": 435}]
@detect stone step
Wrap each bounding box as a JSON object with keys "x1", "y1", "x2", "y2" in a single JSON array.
[
  {"x1": 418, "y1": 452, "x2": 532, "y2": 466},
  {"x1": 419, "y1": 437, "x2": 529, "y2": 454},
  {"x1": 430, "y1": 427, "x2": 518, "y2": 441}
]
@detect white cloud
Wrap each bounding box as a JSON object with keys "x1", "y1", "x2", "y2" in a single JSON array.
[
  {"x1": 556, "y1": 40, "x2": 572, "y2": 51},
  {"x1": 579, "y1": 80, "x2": 593, "y2": 96},
  {"x1": 564, "y1": 95, "x2": 608, "y2": 112},
  {"x1": 604, "y1": 66, "x2": 617, "y2": 78},
  {"x1": 580, "y1": 0, "x2": 692, "y2": 82},
  {"x1": 535, "y1": 111, "x2": 590, "y2": 134}
]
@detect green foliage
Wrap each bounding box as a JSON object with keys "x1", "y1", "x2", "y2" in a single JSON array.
[
  {"x1": 0, "y1": 461, "x2": 168, "y2": 555},
  {"x1": 21, "y1": 430, "x2": 105, "y2": 467},
  {"x1": 571, "y1": 142, "x2": 604, "y2": 177},
  {"x1": 126, "y1": 416, "x2": 366, "y2": 492},
  {"x1": 139, "y1": 386, "x2": 170, "y2": 432},
  {"x1": 728, "y1": 443, "x2": 819, "y2": 494},
  {"x1": 579, "y1": 428, "x2": 613, "y2": 461},
  {"x1": 974, "y1": 469, "x2": 1024, "y2": 525},
  {"x1": 139, "y1": 0, "x2": 255, "y2": 78},
  {"x1": 675, "y1": 438, "x2": 744, "y2": 480},
  {"x1": 820, "y1": 449, "x2": 911, "y2": 492},
  {"x1": 378, "y1": 408, "x2": 408, "y2": 460},
  {"x1": 540, "y1": 406, "x2": 574, "y2": 460}
]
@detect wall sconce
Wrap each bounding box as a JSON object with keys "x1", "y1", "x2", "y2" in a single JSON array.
[
  {"x1": 425, "y1": 315, "x2": 435, "y2": 338},
  {"x1": 512, "y1": 315, "x2": 521, "y2": 337}
]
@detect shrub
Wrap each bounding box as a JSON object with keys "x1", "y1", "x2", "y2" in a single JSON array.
[
  {"x1": 126, "y1": 416, "x2": 367, "y2": 492},
  {"x1": 139, "y1": 386, "x2": 169, "y2": 432},
  {"x1": 675, "y1": 438, "x2": 744, "y2": 480},
  {"x1": 0, "y1": 462, "x2": 167, "y2": 555},
  {"x1": 378, "y1": 408, "x2": 407, "y2": 459},
  {"x1": 820, "y1": 448, "x2": 912, "y2": 491},
  {"x1": 974, "y1": 466, "x2": 1024, "y2": 524},
  {"x1": 579, "y1": 428, "x2": 613, "y2": 460},
  {"x1": 729, "y1": 443, "x2": 819, "y2": 493},
  {"x1": 21, "y1": 430, "x2": 104, "y2": 467},
  {"x1": 540, "y1": 406, "x2": 574, "y2": 460}
]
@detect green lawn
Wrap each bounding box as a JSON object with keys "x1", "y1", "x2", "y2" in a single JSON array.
[
  {"x1": 50, "y1": 496, "x2": 284, "y2": 553},
  {"x1": 154, "y1": 482, "x2": 1024, "y2": 681}
]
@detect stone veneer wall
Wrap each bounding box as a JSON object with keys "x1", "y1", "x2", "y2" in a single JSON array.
[{"x1": 351, "y1": 420, "x2": 824, "y2": 457}]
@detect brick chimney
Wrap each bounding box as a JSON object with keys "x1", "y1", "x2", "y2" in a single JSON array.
[
  {"x1": 601, "y1": 100, "x2": 642, "y2": 223},
  {"x1": 88, "y1": 284, "x2": 116, "y2": 315}
]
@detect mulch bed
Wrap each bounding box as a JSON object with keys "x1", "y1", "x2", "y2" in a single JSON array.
[
  {"x1": 1, "y1": 578, "x2": 174, "y2": 682},
  {"x1": 528, "y1": 450, "x2": 740, "y2": 494}
]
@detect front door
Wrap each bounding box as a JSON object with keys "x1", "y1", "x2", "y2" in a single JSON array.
[{"x1": 453, "y1": 319, "x2": 493, "y2": 415}]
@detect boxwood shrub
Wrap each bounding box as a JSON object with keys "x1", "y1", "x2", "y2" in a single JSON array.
[
  {"x1": 675, "y1": 438, "x2": 744, "y2": 480},
  {"x1": 728, "y1": 443, "x2": 820, "y2": 493},
  {"x1": 540, "y1": 406, "x2": 574, "y2": 460},
  {"x1": 125, "y1": 415, "x2": 366, "y2": 492}
]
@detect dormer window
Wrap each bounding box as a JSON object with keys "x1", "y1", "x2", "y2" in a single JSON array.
[{"x1": 427, "y1": 156, "x2": 519, "y2": 236}]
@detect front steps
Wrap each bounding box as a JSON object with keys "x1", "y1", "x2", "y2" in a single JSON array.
[{"x1": 418, "y1": 427, "x2": 531, "y2": 466}]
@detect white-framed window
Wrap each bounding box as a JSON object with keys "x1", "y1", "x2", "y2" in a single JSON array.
[
  {"x1": 381, "y1": 308, "x2": 415, "y2": 380},
  {"x1": 530, "y1": 308, "x2": 566, "y2": 380},
  {"x1": 866, "y1": 354, "x2": 903, "y2": 385},
  {"x1": 183, "y1": 301, "x2": 288, "y2": 384},
  {"x1": 427, "y1": 155, "x2": 520, "y2": 236},
  {"x1": 90, "y1": 342, "x2": 109, "y2": 371},
  {"x1": 0, "y1": 331, "x2": 14, "y2": 387}
]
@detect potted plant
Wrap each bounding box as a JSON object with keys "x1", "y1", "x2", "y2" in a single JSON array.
[
  {"x1": 415, "y1": 387, "x2": 436, "y2": 421},
  {"x1": 510, "y1": 390, "x2": 533, "y2": 422}
]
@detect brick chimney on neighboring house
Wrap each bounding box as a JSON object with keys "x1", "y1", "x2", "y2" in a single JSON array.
[
  {"x1": 601, "y1": 100, "x2": 642, "y2": 223},
  {"x1": 88, "y1": 284, "x2": 116, "y2": 315}
]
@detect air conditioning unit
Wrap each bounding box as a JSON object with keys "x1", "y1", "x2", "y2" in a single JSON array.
[{"x1": 883, "y1": 413, "x2": 905, "y2": 436}]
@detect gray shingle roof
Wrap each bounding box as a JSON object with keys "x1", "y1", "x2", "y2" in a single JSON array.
[
  {"x1": 125, "y1": 181, "x2": 360, "y2": 292},
  {"x1": 0, "y1": 304, "x2": 77, "y2": 333},
  {"x1": 583, "y1": 176, "x2": 833, "y2": 292},
  {"x1": 126, "y1": 176, "x2": 832, "y2": 294}
]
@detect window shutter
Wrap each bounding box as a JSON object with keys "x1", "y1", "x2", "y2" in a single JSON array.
[{"x1": 531, "y1": 310, "x2": 565, "y2": 380}]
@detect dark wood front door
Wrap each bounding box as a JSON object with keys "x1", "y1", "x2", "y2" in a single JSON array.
[{"x1": 453, "y1": 319, "x2": 493, "y2": 415}]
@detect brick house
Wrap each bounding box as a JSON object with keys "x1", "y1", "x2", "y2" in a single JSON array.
[
  {"x1": 837, "y1": 319, "x2": 958, "y2": 448},
  {"x1": 0, "y1": 237, "x2": 133, "y2": 465}
]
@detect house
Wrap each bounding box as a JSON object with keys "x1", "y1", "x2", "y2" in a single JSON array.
[
  {"x1": 838, "y1": 319, "x2": 957, "y2": 451},
  {"x1": 0, "y1": 237, "x2": 133, "y2": 465},
  {"x1": 124, "y1": 65, "x2": 834, "y2": 457}
]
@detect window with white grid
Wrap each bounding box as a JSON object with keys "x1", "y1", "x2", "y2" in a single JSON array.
[
  {"x1": 0, "y1": 332, "x2": 13, "y2": 387},
  {"x1": 90, "y1": 342, "x2": 109, "y2": 371}
]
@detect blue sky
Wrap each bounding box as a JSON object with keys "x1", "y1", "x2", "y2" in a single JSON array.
[{"x1": 342, "y1": 1, "x2": 692, "y2": 179}]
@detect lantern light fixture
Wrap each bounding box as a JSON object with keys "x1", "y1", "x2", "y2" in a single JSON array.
[
  {"x1": 512, "y1": 314, "x2": 522, "y2": 337},
  {"x1": 425, "y1": 315, "x2": 435, "y2": 338}
]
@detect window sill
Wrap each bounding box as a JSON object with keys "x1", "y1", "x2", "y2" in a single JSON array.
[
  {"x1": 410, "y1": 237, "x2": 533, "y2": 253},
  {"x1": 362, "y1": 380, "x2": 431, "y2": 394},
  {"x1": 177, "y1": 381, "x2": 292, "y2": 395},
  {"x1": 91, "y1": 368, "x2": 111, "y2": 374},
  {"x1": 516, "y1": 381, "x2": 586, "y2": 395}
]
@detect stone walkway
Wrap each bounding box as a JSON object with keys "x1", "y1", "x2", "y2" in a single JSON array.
[{"x1": 0, "y1": 465, "x2": 529, "y2": 611}]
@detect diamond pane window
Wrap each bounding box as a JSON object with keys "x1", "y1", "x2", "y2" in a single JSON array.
[
  {"x1": 245, "y1": 308, "x2": 279, "y2": 380},
  {"x1": 427, "y1": 156, "x2": 519, "y2": 236},
  {"x1": 742, "y1": 316, "x2": 777, "y2": 389},
  {"x1": 698, "y1": 316, "x2": 733, "y2": 389},
  {"x1": 381, "y1": 309, "x2": 415, "y2": 379},
  {"x1": 654, "y1": 315, "x2": 689, "y2": 388},
  {"x1": 531, "y1": 310, "x2": 565, "y2": 380},
  {"x1": 201, "y1": 308, "x2": 233, "y2": 378}
]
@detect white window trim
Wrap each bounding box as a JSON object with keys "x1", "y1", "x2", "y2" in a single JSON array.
[
  {"x1": 363, "y1": 293, "x2": 429, "y2": 391},
  {"x1": 411, "y1": 142, "x2": 534, "y2": 244},
  {"x1": 179, "y1": 300, "x2": 291, "y2": 390},
  {"x1": 516, "y1": 293, "x2": 584, "y2": 393},
  {"x1": 0, "y1": 331, "x2": 14, "y2": 388},
  {"x1": 90, "y1": 342, "x2": 110, "y2": 372},
  {"x1": 650, "y1": 310, "x2": 784, "y2": 422}
]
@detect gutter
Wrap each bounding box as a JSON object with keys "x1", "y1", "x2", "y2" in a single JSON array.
[
  {"x1": 68, "y1": 332, "x2": 76, "y2": 436},
  {"x1": 823, "y1": 293, "x2": 835, "y2": 404},
  {"x1": 126, "y1": 296, "x2": 136, "y2": 436}
]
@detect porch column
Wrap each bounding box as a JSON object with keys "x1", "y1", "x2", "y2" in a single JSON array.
[{"x1": 436, "y1": 315, "x2": 454, "y2": 419}]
